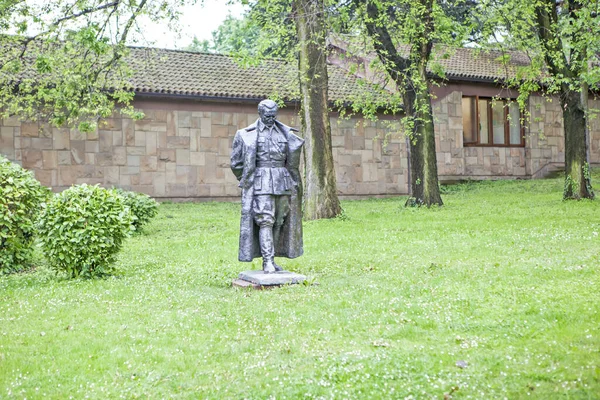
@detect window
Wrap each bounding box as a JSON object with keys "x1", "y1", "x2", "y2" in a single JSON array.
[{"x1": 461, "y1": 96, "x2": 524, "y2": 146}]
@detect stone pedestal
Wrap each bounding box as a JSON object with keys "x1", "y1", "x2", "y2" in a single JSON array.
[{"x1": 232, "y1": 270, "x2": 306, "y2": 289}]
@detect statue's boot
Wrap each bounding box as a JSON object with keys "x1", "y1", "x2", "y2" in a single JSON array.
[
  {"x1": 259, "y1": 226, "x2": 277, "y2": 274},
  {"x1": 272, "y1": 224, "x2": 284, "y2": 272}
]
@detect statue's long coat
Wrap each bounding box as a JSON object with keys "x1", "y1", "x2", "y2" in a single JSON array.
[{"x1": 230, "y1": 119, "x2": 304, "y2": 262}]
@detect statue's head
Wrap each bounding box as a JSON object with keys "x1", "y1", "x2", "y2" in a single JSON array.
[{"x1": 258, "y1": 99, "x2": 278, "y2": 127}]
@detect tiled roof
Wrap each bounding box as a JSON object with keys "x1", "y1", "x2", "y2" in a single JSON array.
[
  {"x1": 429, "y1": 46, "x2": 532, "y2": 82},
  {"x1": 126, "y1": 45, "x2": 536, "y2": 103},
  {"x1": 127, "y1": 47, "x2": 385, "y2": 103},
  {"x1": 328, "y1": 37, "x2": 534, "y2": 85}
]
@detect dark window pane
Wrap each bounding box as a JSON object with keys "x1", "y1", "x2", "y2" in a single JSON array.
[
  {"x1": 462, "y1": 97, "x2": 477, "y2": 143},
  {"x1": 491, "y1": 101, "x2": 505, "y2": 144},
  {"x1": 509, "y1": 103, "x2": 521, "y2": 145},
  {"x1": 479, "y1": 99, "x2": 489, "y2": 144}
]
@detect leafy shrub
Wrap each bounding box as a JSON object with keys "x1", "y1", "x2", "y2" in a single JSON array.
[
  {"x1": 0, "y1": 156, "x2": 50, "y2": 273},
  {"x1": 113, "y1": 188, "x2": 159, "y2": 233},
  {"x1": 38, "y1": 184, "x2": 133, "y2": 278}
]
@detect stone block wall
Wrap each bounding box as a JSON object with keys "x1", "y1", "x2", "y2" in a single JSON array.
[
  {"x1": 331, "y1": 116, "x2": 407, "y2": 196},
  {"x1": 431, "y1": 87, "x2": 600, "y2": 181},
  {"x1": 525, "y1": 95, "x2": 565, "y2": 177},
  {"x1": 3, "y1": 91, "x2": 597, "y2": 200},
  {"x1": 432, "y1": 90, "x2": 529, "y2": 179},
  {"x1": 0, "y1": 99, "x2": 407, "y2": 199},
  {"x1": 589, "y1": 98, "x2": 600, "y2": 164}
]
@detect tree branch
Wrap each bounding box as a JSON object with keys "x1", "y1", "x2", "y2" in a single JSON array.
[
  {"x1": 90, "y1": 0, "x2": 148, "y2": 85},
  {"x1": 118, "y1": 0, "x2": 147, "y2": 44},
  {"x1": 363, "y1": 0, "x2": 410, "y2": 87},
  {"x1": 535, "y1": 0, "x2": 570, "y2": 78},
  {"x1": 54, "y1": 1, "x2": 121, "y2": 26}
]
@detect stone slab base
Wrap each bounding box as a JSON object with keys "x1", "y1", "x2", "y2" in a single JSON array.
[
  {"x1": 232, "y1": 279, "x2": 268, "y2": 290},
  {"x1": 234, "y1": 270, "x2": 306, "y2": 289}
]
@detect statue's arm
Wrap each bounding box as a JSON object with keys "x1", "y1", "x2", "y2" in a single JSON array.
[
  {"x1": 286, "y1": 133, "x2": 304, "y2": 186},
  {"x1": 230, "y1": 132, "x2": 244, "y2": 181}
]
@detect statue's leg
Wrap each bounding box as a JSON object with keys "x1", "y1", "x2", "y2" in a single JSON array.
[
  {"x1": 253, "y1": 195, "x2": 277, "y2": 274},
  {"x1": 272, "y1": 195, "x2": 291, "y2": 271},
  {"x1": 258, "y1": 225, "x2": 276, "y2": 273}
]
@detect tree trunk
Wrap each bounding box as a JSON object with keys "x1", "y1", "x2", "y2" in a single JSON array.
[
  {"x1": 406, "y1": 88, "x2": 443, "y2": 206},
  {"x1": 294, "y1": 0, "x2": 342, "y2": 219},
  {"x1": 364, "y1": 0, "x2": 442, "y2": 207},
  {"x1": 561, "y1": 90, "x2": 594, "y2": 199},
  {"x1": 402, "y1": 83, "x2": 443, "y2": 207},
  {"x1": 406, "y1": 28, "x2": 442, "y2": 207},
  {"x1": 535, "y1": 0, "x2": 593, "y2": 200}
]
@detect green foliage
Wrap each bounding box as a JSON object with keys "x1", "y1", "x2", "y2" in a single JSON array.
[
  {"x1": 37, "y1": 184, "x2": 133, "y2": 278},
  {"x1": 0, "y1": 0, "x2": 188, "y2": 131},
  {"x1": 476, "y1": 0, "x2": 600, "y2": 96},
  {"x1": 185, "y1": 14, "x2": 285, "y2": 58},
  {"x1": 564, "y1": 173, "x2": 578, "y2": 199},
  {"x1": 183, "y1": 35, "x2": 212, "y2": 53},
  {"x1": 0, "y1": 155, "x2": 50, "y2": 273},
  {"x1": 113, "y1": 188, "x2": 159, "y2": 233},
  {"x1": 476, "y1": 0, "x2": 599, "y2": 198},
  {"x1": 211, "y1": 14, "x2": 262, "y2": 55},
  {"x1": 238, "y1": 0, "x2": 296, "y2": 61},
  {"x1": 341, "y1": 0, "x2": 472, "y2": 118},
  {"x1": 196, "y1": 0, "x2": 299, "y2": 67}
]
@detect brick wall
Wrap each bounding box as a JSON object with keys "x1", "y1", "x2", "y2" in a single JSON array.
[{"x1": 526, "y1": 95, "x2": 565, "y2": 177}]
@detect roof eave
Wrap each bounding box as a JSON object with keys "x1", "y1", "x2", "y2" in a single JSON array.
[
  {"x1": 133, "y1": 91, "x2": 300, "y2": 105},
  {"x1": 433, "y1": 74, "x2": 505, "y2": 85}
]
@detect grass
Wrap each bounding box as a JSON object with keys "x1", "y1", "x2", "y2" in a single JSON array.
[{"x1": 1, "y1": 172, "x2": 600, "y2": 399}]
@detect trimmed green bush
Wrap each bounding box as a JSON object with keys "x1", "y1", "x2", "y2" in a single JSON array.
[
  {"x1": 38, "y1": 184, "x2": 133, "y2": 278},
  {"x1": 113, "y1": 188, "x2": 159, "y2": 233},
  {"x1": 0, "y1": 156, "x2": 50, "y2": 273}
]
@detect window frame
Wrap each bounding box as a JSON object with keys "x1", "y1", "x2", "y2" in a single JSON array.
[{"x1": 462, "y1": 96, "x2": 525, "y2": 148}]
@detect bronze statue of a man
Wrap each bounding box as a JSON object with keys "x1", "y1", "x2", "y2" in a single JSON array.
[{"x1": 230, "y1": 100, "x2": 304, "y2": 273}]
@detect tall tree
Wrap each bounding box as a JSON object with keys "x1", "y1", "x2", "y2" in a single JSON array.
[
  {"x1": 479, "y1": 0, "x2": 599, "y2": 200},
  {"x1": 231, "y1": 0, "x2": 342, "y2": 219},
  {"x1": 0, "y1": 0, "x2": 191, "y2": 132},
  {"x1": 293, "y1": 0, "x2": 341, "y2": 219},
  {"x1": 332, "y1": 0, "x2": 474, "y2": 206},
  {"x1": 353, "y1": 0, "x2": 445, "y2": 206},
  {"x1": 538, "y1": 0, "x2": 594, "y2": 200}
]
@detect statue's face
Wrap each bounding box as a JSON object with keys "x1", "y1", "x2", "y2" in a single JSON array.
[{"x1": 260, "y1": 108, "x2": 277, "y2": 127}]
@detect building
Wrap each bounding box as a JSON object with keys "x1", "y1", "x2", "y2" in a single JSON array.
[
  {"x1": 328, "y1": 43, "x2": 600, "y2": 181},
  {"x1": 1, "y1": 46, "x2": 599, "y2": 200}
]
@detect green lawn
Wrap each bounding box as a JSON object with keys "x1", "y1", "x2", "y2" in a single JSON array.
[{"x1": 1, "y1": 172, "x2": 600, "y2": 399}]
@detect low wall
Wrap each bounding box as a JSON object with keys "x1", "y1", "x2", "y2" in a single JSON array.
[{"x1": 0, "y1": 97, "x2": 408, "y2": 200}]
